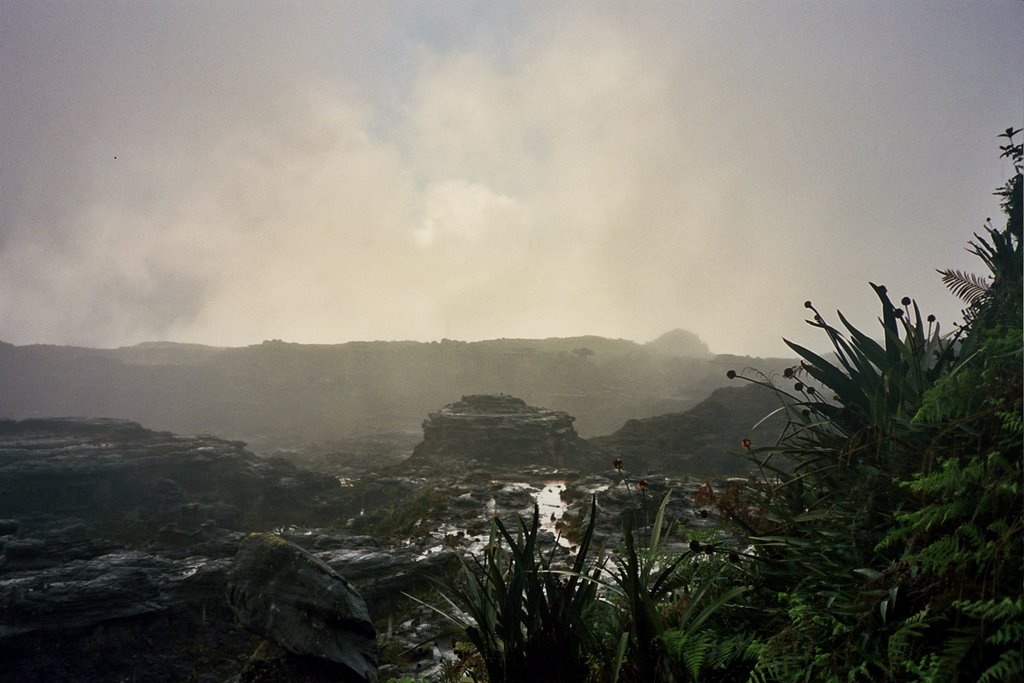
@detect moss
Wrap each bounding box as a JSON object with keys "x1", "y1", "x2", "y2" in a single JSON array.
[{"x1": 366, "y1": 486, "x2": 452, "y2": 541}]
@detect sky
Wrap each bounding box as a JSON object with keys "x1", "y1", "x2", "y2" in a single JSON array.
[{"x1": 1, "y1": 1, "x2": 1021, "y2": 358}]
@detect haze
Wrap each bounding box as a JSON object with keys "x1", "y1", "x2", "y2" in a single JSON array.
[{"x1": 2, "y1": 1, "x2": 1021, "y2": 357}]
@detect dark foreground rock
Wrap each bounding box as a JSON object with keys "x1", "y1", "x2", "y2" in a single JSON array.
[
  {"x1": 0, "y1": 418, "x2": 365, "y2": 682},
  {"x1": 0, "y1": 407, "x2": 763, "y2": 681},
  {"x1": 227, "y1": 533, "x2": 378, "y2": 682}
]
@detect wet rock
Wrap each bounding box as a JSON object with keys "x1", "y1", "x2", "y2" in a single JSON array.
[
  {"x1": 0, "y1": 550, "x2": 168, "y2": 637},
  {"x1": 226, "y1": 533, "x2": 378, "y2": 682},
  {"x1": 319, "y1": 543, "x2": 457, "y2": 620},
  {"x1": 0, "y1": 418, "x2": 355, "y2": 681},
  {"x1": 0, "y1": 418, "x2": 345, "y2": 531},
  {"x1": 0, "y1": 519, "x2": 122, "y2": 571}
]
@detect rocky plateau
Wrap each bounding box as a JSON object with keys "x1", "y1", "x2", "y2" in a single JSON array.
[{"x1": 0, "y1": 383, "x2": 780, "y2": 681}]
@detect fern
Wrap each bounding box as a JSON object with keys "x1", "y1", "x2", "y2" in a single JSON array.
[
  {"x1": 662, "y1": 630, "x2": 715, "y2": 680},
  {"x1": 886, "y1": 606, "x2": 932, "y2": 671},
  {"x1": 978, "y1": 650, "x2": 1024, "y2": 683},
  {"x1": 955, "y1": 596, "x2": 1023, "y2": 623},
  {"x1": 938, "y1": 268, "x2": 991, "y2": 305}
]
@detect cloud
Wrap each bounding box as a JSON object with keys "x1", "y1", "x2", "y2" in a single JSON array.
[
  {"x1": 414, "y1": 180, "x2": 530, "y2": 248},
  {"x1": 1, "y1": 2, "x2": 1021, "y2": 354}
]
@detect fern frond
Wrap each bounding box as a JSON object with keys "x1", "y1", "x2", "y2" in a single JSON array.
[
  {"x1": 938, "y1": 632, "x2": 976, "y2": 675},
  {"x1": 978, "y1": 649, "x2": 1024, "y2": 683},
  {"x1": 938, "y1": 268, "x2": 991, "y2": 305}
]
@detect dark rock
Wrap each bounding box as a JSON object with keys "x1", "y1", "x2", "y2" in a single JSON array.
[
  {"x1": 590, "y1": 384, "x2": 784, "y2": 475},
  {"x1": 0, "y1": 518, "x2": 123, "y2": 571},
  {"x1": 0, "y1": 418, "x2": 355, "y2": 682},
  {"x1": 319, "y1": 543, "x2": 458, "y2": 620},
  {"x1": 236, "y1": 640, "x2": 371, "y2": 683},
  {"x1": 0, "y1": 550, "x2": 168, "y2": 637},
  {"x1": 408, "y1": 394, "x2": 594, "y2": 469},
  {"x1": 226, "y1": 533, "x2": 378, "y2": 682},
  {"x1": 0, "y1": 418, "x2": 346, "y2": 531}
]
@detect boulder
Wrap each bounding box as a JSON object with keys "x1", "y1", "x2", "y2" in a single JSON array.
[{"x1": 226, "y1": 533, "x2": 377, "y2": 682}]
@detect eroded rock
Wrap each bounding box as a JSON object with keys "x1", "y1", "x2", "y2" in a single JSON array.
[
  {"x1": 227, "y1": 533, "x2": 378, "y2": 682},
  {"x1": 408, "y1": 394, "x2": 594, "y2": 469}
]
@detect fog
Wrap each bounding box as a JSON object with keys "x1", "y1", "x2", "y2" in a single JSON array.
[{"x1": 2, "y1": 1, "x2": 1021, "y2": 357}]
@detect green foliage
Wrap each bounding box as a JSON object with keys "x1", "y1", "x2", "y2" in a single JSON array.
[
  {"x1": 415, "y1": 498, "x2": 605, "y2": 682},
  {"x1": 412, "y1": 129, "x2": 1022, "y2": 683},
  {"x1": 602, "y1": 491, "x2": 692, "y2": 682},
  {"x1": 366, "y1": 486, "x2": 452, "y2": 540},
  {"x1": 723, "y1": 129, "x2": 1023, "y2": 682},
  {"x1": 420, "y1": 484, "x2": 753, "y2": 682}
]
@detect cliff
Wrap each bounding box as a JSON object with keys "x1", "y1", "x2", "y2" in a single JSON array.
[{"x1": 590, "y1": 383, "x2": 785, "y2": 476}]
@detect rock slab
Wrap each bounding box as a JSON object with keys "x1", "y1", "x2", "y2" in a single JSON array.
[{"x1": 227, "y1": 533, "x2": 378, "y2": 682}]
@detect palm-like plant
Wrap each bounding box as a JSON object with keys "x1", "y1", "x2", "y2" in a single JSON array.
[{"x1": 724, "y1": 128, "x2": 1023, "y2": 681}]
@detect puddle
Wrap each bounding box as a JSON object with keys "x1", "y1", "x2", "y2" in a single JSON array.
[{"x1": 536, "y1": 481, "x2": 572, "y2": 548}]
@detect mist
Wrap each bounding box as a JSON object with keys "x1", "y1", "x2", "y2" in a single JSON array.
[{"x1": 2, "y1": 1, "x2": 1021, "y2": 356}]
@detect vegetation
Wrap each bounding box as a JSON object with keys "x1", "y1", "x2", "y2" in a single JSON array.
[{"x1": 422, "y1": 130, "x2": 1023, "y2": 682}]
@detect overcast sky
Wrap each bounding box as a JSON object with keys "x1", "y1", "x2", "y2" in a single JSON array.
[{"x1": 1, "y1": 1, "x2": 1021, "y2": 357}]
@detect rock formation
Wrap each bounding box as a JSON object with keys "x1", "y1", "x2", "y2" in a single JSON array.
[
  {"x1": 227, "y1": 533, "x2": 378, "y2": 682},
  {"x1": 590, "y1": 384, "x2": 785, "y2": 475},
  {"x1": 0, "y1": 418, "x2": 359, "y2": 681},
  {"x1": 407, "y1": 394, "x2": 592, "y2": 469},
  {"x1": 0, "y1": 417, "x2": 344, "y2": 527}
]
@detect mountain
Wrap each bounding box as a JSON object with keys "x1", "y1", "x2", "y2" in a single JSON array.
[
  {"x1": 643, "y1": 328, "x2": 714, "y2": 358},
  {"x1": 0, "y1": 334, "x2": 795, "y2": 458}
]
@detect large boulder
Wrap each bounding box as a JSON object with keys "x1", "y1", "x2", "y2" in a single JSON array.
[
  {"x1": 226, "y1": 533, "x2": 377, "y2": 682},
  {"x1": 407, "y1": 394, "x2": 593, "y2": 469}
]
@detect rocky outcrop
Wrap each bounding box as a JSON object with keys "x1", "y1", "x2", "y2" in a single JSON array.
[
  {"x1": 0, "y1": 418, "x2": 355, "y2": 682},
  {"x1": 0, "y1": 417, "x2": 345, "y2": 529},
  {"x1": 407, "y1": 394, "x2": 593, "y2": 469},
  {"x1": 227, "y1": 533, "x2": 378, "y2": 682},
  {"x1": 590, "y1": 384, "x2": 785, "y2": 475}
]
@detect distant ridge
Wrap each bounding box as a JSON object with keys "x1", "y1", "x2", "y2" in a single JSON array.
[{"x1": 0, "y1": 335, "x2": 796, "y2": 456}]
